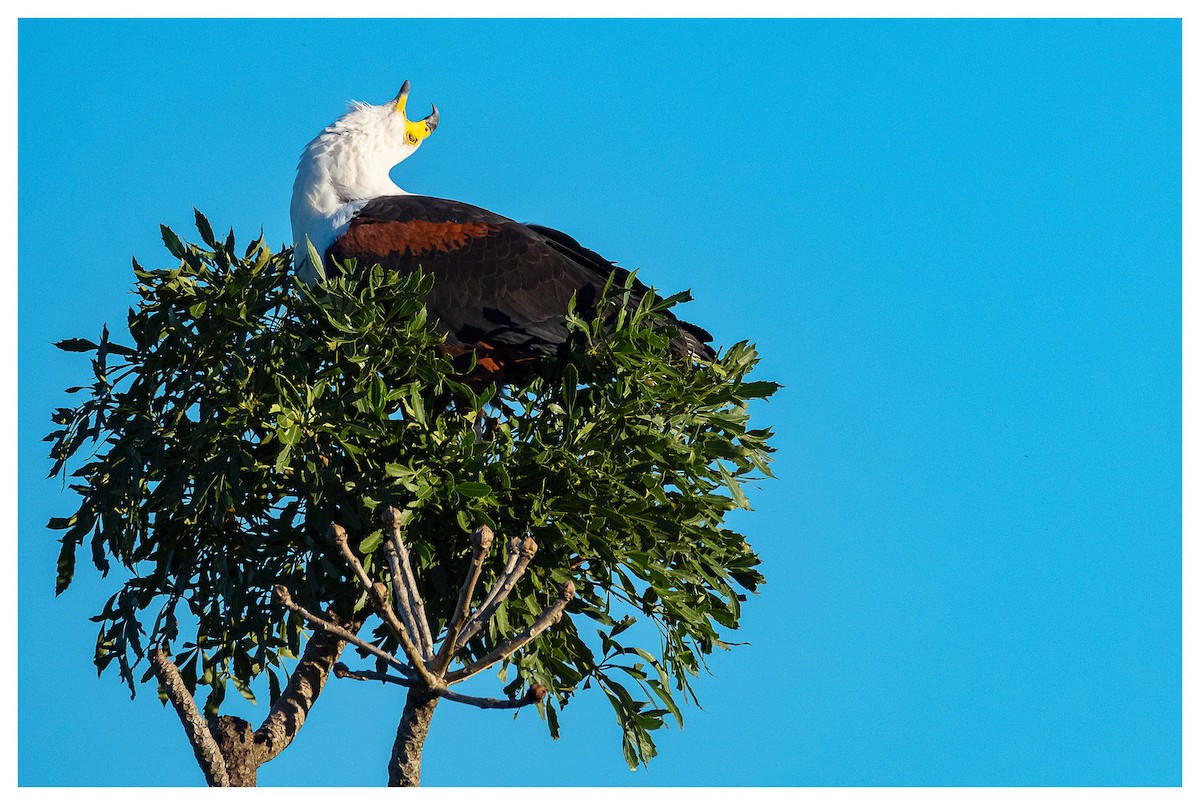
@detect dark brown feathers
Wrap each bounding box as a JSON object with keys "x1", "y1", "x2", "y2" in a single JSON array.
[{"x1": 326, "y1": 195, "x2": 715, "y2": 377}]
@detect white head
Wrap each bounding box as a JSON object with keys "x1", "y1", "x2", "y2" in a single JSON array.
[{"x1": 290, "y1": 81, "x2": 439, "y2": 279}]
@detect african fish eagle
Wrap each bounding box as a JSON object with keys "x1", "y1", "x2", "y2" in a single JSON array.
[{"x1": 290, "y1": 82, "x2": 714, "y2": 382}]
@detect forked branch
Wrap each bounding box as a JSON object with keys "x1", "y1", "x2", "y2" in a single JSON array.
[
  {"x1": 383, "y1": 507, "x2": 435, "y2": 657},
  {"x1": 447, "y1": 580, "x2": 575, "y2": 683},
  {"x1": 325, "y1": 525, "x2": 436, "y2": 686},
  {"x1": 293, "y1": 520, "x2": 572, "y2": 720},
  {"x1": 455, "y1": 536, "x2": 538, "y2": 649},
  {"x1": 150, "y1": 595, "x2": 368, "y2": 786}
]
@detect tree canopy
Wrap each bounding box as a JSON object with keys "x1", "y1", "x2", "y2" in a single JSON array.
[{"x1": 47, "y1": 212, "x2": 777, "y2": 772}]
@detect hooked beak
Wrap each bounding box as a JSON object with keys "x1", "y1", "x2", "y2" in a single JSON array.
[{"x1": 395, "y1": 80, "x2": 439, "y2": 134}]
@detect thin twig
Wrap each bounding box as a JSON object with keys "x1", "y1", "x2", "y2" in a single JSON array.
[
  {"x1": 273, "y1": 585, "x2": 419, "y2": 682},
  {"x1": 334, "y1": 663, "x2": 548, "y2": 710},
  {"x1": 456, "y1": 536, "x2": 538, "y2": 649},
  {"x1": 326, "y1": 525, "x2": 435, "y2": 685},
  {"x1": 383, "y1": 507, "x2": 435, "y2": 658},
  {"x1": 433, "y1": 525, "x2": 494, "y2": 673},
  {"x1": 447, "y1": 580, "x2": 575, "y2": 683}
]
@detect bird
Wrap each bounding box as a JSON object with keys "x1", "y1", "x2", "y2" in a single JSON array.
[{"x1": 290, "y1": 81, "x2": 714, "y2": 386}]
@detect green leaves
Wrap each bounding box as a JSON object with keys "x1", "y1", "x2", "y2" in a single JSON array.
[
  {"x1": 193, "y1": 208, "x2": 217, "y2": 250},
  {"x1": 160, "y1": 224, "x2": 186, "y2": 260},
  {"x1": 305, "y1": 236, "x2": 326, "y2": 283},
  {"x1": 738, "y1": 380, "x2": 781, "y2": 399},
  {"x1": 455, "y1": 481, "x2": 492, "y2": 498},
  {"x1": 53, "y1": 338, "x2": 100, "y2": 353},
  {"x1": 47, "y1": 215, "x2": 777, "y2": 773}
]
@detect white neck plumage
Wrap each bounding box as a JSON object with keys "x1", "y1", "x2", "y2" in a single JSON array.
[
  {"x1": 290, "y1": 120, "x2": 408, "y2": 280},
  {"x1": 290, "y1": 86, "x2": 437, "y2": 281},
  {"x1": 293, "y1": 129, "x2": 405, "y2": 213}
]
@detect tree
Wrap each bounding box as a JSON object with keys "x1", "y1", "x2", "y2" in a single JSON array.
[{"x1": 46, "y1": 213, "x2": 778, "y2": 785}]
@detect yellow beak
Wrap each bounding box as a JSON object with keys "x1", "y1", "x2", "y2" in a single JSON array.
[{"x1": 395, "y1": 80, "x2": 439, "y2": 142}]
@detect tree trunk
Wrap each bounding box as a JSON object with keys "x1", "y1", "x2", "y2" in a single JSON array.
[
  {"x1": 209, "y1": 715, "x2": 265, "y2": 787},
  {"x1": 388, "y1": 688, "x2": 440, "y2": 786},
  {"x1": 150, "y1": 602, "x2": 365, "y2": 787}
]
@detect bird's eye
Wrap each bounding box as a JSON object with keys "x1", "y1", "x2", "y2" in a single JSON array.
[{"x1": 407, "y1": 133, "x2": 418, "y2": 145}]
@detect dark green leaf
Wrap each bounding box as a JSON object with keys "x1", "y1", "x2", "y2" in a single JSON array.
[
  {"x1": 194, "y1": 208, "x2": 216, "y2": 249},
  {"x1": 455, "y1": 481, "x2": 492, "y2": 498},
  {"x1": 738, "y1": 380, "x2": 781, "y2": 399},
  {"x1": 54, "y1": 338, "x2": 98, "y2": 353},
  {"x1": 55, "y1": 537, "x2": 77, "y2": 595},
  {"x1": 160, "y1": 225, "x2": 186, "y2": 259}
]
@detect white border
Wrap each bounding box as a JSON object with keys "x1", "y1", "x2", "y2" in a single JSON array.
[{"x1": 7, "y1": 4, "x2": 1190, "y2": 798}]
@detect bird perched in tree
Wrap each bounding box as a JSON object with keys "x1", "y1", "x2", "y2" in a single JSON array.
[{"x1": 290, "y1": 81, "x2": 714, "y2": 384}]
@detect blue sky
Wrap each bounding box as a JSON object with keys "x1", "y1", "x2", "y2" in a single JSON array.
[{"x1": 18, "y1": 18, "x2": 1181, "y2": 786}]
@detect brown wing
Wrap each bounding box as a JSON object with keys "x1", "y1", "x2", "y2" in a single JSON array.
[{"x1": 327, "y1": 194, "x2": 714, "y2": 359}]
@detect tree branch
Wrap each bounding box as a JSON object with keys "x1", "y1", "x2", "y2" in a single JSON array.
[
  {"x1": 254, "y1": 605, "x2": 366, "y2": 763},
  {"x1": 447, "y1": 580, "x2": 575, "y2": 684},
  {"x1": 148, "y1": 648, "x2": 231, "y2": 787},
  {"x1": 433, "y1": 525, "x2": 493, "y2": 673},
  {"x1": 383, "y1": 507, "x2": 434, "y2": 658},
  {"x1": 273, "y1": 585, "x2": 426, "y2": 684},
  {"x1": 472, "y1": 535, "x2": 522, "y2": 616},
  {"x1": 381, "y1": 539, "x2": 423, "y2": 657},
  {"x1": 456, "y1": 536, "x2": 538, "y2": 649},
  {"x1": 334, "y1": 663, "x2": 548, "y2": 710},
  {"x1": 325, "y1": 525, "x2": 436, "y2": 686}
]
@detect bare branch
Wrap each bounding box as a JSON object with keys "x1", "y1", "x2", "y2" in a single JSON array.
[
  {"x1": 325, "y1": 525, "x2": 436, "y2": 685},
  {"x1": 383, "y1": 507, "x2": 434, "y2": 658},
  {"x1": 335, "y1": 663, "x2": 548, "y2": 710},
  {"x1": 334, "y1": 662, "x2": 417, "y2": 688},
  {"x1": 327, "y1": 523, "x2": 375, "y2": 596},
  {"x1": 273, "y1": 584, "x2": 428, "y2": 685},
  {"x1": 473, "y1": 535, "x2": 523, "y2": 615},
  {"x1": 447, "y1": 580, "x2": 575, "y2": 684},
  {"x1": 148, "y1": 648, "x2": 231, "y2": 787},
  {"x1": 456, "y1": 536, "x2": 538, "y2": 649},
  {"x1": 378, "y1": 538, "x2": 421, "y2": 653},
  {"x1": 433, "y1": 525, "x2": 494, "y2": 673}
]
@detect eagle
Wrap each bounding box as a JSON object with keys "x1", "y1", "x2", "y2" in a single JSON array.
[{"x1": 290, "y1": 82, "x2": 714, "y2": 384}]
